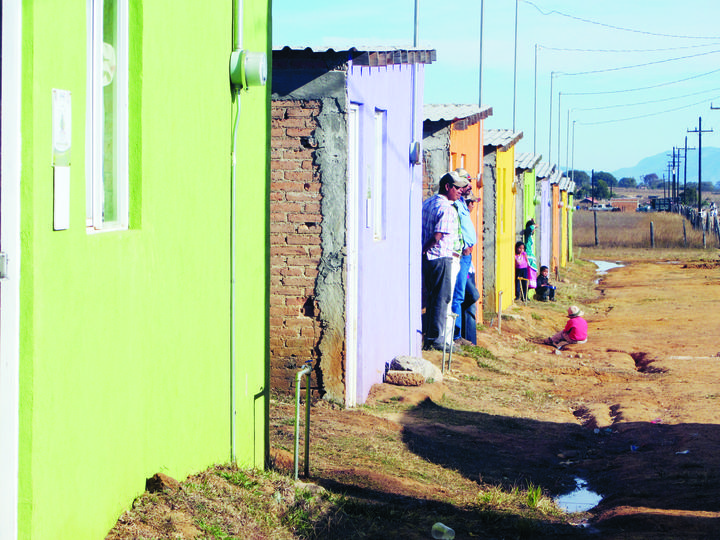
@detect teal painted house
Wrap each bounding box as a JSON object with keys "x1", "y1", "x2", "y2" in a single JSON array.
[{"x1": 0, "y1": 1, "x2": 270, "y2": 538}]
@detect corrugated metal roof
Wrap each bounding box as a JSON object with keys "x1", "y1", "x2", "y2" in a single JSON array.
[
  {"x1": 423, "y1": 104, "x2": 493, "y2": 128},
  {"x1": 515, "y1": 152, "x2": 542, "y2": 171},
  {"x1": 549, "y1": 169, "x2": 563, "y2": 185},
  {"x1": 535, "y1": 162, "x2": 555, "y2": 179},
  {"x1": 483, "y1": 129, "x2": 523, "y2": 151},
  {"x1": 273, "y1": 46, "x2": 437, "y2": 66},
  {"x1": 557, "y1": 176, "x2": 577, "y2": 192}
]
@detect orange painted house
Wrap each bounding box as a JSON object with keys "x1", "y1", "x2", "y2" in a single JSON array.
[
  {"x1": 551, "y1": 179, "x2": 561, "y2": 274},
  {"x1": 423, "y1": 104, "x2": 493, "y2": 318}
]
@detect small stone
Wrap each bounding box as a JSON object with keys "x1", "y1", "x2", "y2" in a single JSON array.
[
  {"x1": 385, "y1": 370, "x2": 425, "y2": 386},
  {"x1": 554, "y1": 349, "x2": 562, "y2": 355},
  {"x1": 391, "y1": 355, "x2": 443, "y2": 383}
]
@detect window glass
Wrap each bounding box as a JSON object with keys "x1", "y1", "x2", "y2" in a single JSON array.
[{"x1": 88, "y1": 0, "x2": 127, "y2": 230}]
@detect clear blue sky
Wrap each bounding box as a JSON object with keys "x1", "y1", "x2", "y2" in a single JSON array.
[{"x1": 272, "y1": 0, "x2": 720, "y2": 175}]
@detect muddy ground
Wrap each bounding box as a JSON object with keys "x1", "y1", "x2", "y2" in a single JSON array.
[{"x1": 270, "y1": 249, "x2": 720, "y2": 539}]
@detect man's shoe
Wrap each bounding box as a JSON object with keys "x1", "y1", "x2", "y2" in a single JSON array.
[{"x1": 454, "y1": 337, "x2": 472, "y2": 347}]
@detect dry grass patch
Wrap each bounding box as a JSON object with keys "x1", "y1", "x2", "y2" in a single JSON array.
[{"x1": 573, "y1": 211, "x2": 713, "y2": 249}]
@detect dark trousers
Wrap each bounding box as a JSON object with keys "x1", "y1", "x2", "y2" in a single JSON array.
[
  {"x1": 515, "y1": 267, "x2": 529, "y2": 300},
  {"x1": 535, "y1": 285, "x2": 555, "y2": 301},
  {"x1": 422, "y1": 256, "x2": 452, "y2": 349}
]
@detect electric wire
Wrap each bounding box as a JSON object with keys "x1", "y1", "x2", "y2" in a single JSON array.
[
  {"x1": 537, "y1": 42, "x2": 720, "y2": 54},
  {"x1": 572, "y1": 87, "x2": 720, "y2": 111},
  {"x1": 562, "y1": 67, "x2": 720, "y2": 96},
  {"x1": 576, "y1": 95, "x2": 720, "y2": 126},
  {"x1": 521, "y1": 0, "x2": 720, "y2": 40},
  {"x1": 556, "y1": 48, "x2": 720, "y2": 77}
]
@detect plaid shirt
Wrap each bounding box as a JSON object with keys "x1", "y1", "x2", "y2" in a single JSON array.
[{"x1": 422, "y1": 194, "x2": 459, "y2": 260}]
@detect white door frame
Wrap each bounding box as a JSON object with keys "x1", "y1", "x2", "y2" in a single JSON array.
[
  {"x1": 1, "y1": 1, "x2": 22, "y2": 538},
  {"x1": 345, "y1": 104, "x2": 359, "y2": 407}
]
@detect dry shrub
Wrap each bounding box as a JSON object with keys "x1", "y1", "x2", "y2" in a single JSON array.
[{"x1": 573, "y1": 211, "x2": 712, "y2": 249}]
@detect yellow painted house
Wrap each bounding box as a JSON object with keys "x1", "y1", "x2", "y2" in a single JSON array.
[{"x1": 482, "y1": 129, "x2": 523, "y2": 313}]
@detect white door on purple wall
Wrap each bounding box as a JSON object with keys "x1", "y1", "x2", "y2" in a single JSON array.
[{"x1": 1, "y1": 1, "x2": 22, "y2": 537}]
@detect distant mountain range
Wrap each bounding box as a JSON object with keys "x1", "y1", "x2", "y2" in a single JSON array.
[{"x1": 612, "y1": 147, "x2": 720, "y2": 185}]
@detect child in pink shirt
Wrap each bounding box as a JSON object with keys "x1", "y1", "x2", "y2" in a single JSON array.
[
  {"x1": 515, "y1": 241, "x2": 529, "y2": 301},
  {"x1": 547, "y1": 306, "x2": 588, "y2": 349}
]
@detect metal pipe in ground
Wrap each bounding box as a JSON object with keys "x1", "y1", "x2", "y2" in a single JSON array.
[
  {"x1": 294, "y1": 362, "x2": 312, "y2": 480},
  {"x1": 498, "y1": 291, "x2": 503, "y2": 334},
  {"x1": 447, "y1": 313, "x2": 458, "y2": 372}
]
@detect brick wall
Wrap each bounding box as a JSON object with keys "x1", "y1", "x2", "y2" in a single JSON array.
[{"x1": 270, "y1": 99, "x2": 323, "y2": 393}]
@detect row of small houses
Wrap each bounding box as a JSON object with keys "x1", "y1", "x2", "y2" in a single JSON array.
[
  {"x1": 1, "y1": 13, "x2": 574, "y2": 537},
  {"x1": 269, "y1": 47, "x2": 575, "y2": 409}
]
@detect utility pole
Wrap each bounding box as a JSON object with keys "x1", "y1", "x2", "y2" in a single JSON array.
[
  {"x1": 548, "y1": 72, "x2": 555, "y2": 164},
  {"x1": 665, "y1": 148, "x2": 677, "y2": 204},
  {"x1": 512, "y1": 0, "x2": 518, "y2": 131},
  {"x1": 683, "y1": 136, "x2": 696, "y2": 205},
  {"x1": 672, "y1": 148, "x2": 677, "y2": 202},
  {"x1": 688, "y1": 117, "x2": 713, "y2": 216},
  {"x1": 533, "y1": 44, "x2": 538, "y2": 155},
  {"x1": 478, "y1": 0, "x2": 484, "y2": 108}
]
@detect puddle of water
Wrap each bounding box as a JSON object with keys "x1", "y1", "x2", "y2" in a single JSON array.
[
  {"x1": 555, "y1": 478, "x2": 603, "y2": 513},
  {"x1": 590, "y1": 260, "x2": 624, "y2": 275}
]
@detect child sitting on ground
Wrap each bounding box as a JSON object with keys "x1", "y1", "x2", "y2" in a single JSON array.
[
  {"x1": 546, "y1": 306, "x2": 588, "y2": 349},
  {"x1": 535, "y1": 265, "x2": 556, "y2": 301}
]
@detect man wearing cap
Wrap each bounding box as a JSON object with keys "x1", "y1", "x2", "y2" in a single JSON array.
[
  {"x1": 451, "y1": 168, "x2": 478, "y2": 343},
  {"x1": 546, "y1": 305, "x2": 588, "y2": 349},
  {"x1": 421, "y1": 171, "x2": 468, "y2": 350}
]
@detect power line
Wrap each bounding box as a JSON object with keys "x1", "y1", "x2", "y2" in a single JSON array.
[
  {"x1": 521, "y1": 0, "x2": 720, "y2": 40},
  {"x1": 557, "y1": 48, "x2": 720, "y2": 77},
  {"x1": 563, "y1": 67, "x2": 720, "y2": 96},
  {"x1": 537, "y1": 42, "x2": 720, "y2": 54},
  {"x1": 573, "y1": 87, "x2": 720, "y2": 111},
  {"x1": 577, "y1": 95, "x2": 720, "y2": 126}
]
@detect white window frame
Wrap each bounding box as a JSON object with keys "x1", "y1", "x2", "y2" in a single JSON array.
[
  {"x1": 373, "y1": 109, "x2": 387, "y2": 241},
  {"x1": 87, "y1": 0, "x2": 129, "y2": 231}
]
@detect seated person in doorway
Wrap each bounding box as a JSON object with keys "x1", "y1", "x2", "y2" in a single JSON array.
[
  {"x1": 535, "y1": 265, "x2": 556, "y2": 301},
  {"x1": 546, "y1": 306, "x2": 588, "y2": 349}
]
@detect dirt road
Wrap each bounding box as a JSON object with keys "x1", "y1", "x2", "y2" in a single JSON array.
[
  {"x1": 546, "y1": 251, "x2": 720, "y2": 536},
  {"x1": 270, "y1": 249, "x2": 720, "y2": 539}
]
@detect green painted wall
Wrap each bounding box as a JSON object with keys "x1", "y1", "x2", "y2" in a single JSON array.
[{"x1": 18, "y1": 1, "x2": 269, "y2": 538}]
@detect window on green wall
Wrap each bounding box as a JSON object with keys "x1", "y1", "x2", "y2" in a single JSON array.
[{"x1": 87, "y1": 0, "x2": 128, "y2": 231}]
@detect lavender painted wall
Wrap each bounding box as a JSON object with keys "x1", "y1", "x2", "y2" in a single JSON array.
[
  {"x1": 538, "y1": 179, "x2": 552, "y2": 270},
  {"x1": 346, "y1": 62, "x2": 424, "y2": 402}
]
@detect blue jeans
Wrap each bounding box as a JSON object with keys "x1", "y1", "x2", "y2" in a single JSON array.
[{"x1": 451, "y1": 254, "x2": 472, "y2": 338}]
